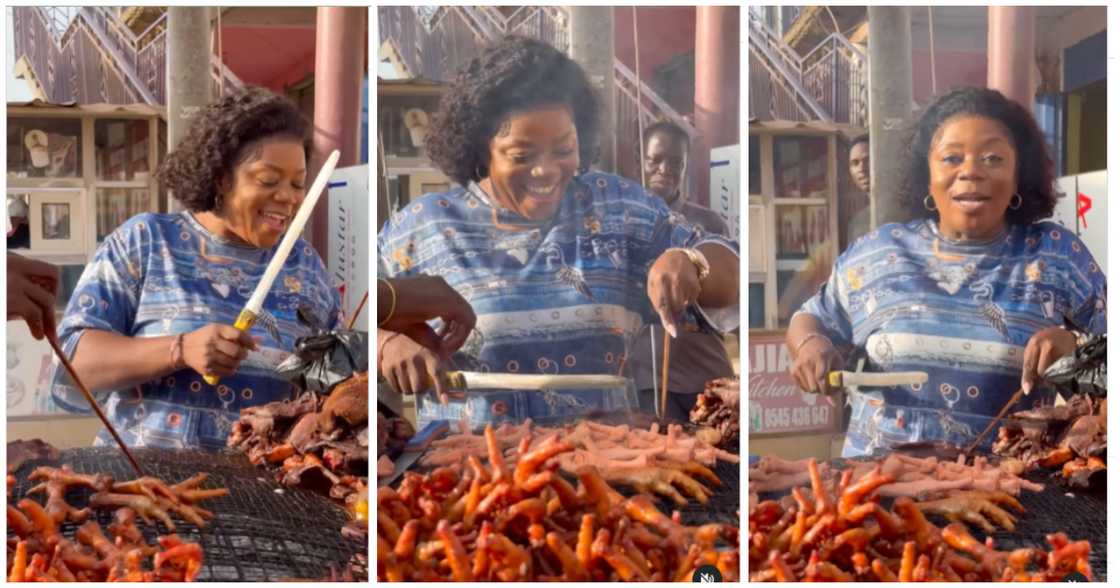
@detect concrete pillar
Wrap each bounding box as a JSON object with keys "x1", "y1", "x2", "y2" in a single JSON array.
[
  {"x1": 569, "y1": 7, "x2": 615, "y2": 173},
  {"x1": 167, "y1": 7, "x2": 213, "y2": 212},
  {"x1": 867, "y1": 7, "x2": 913, "y2": 227},
  {"x1": 310, "y1": 7, "x2": 365, "y2": 257},
  {"x1": 988, "y1": 6, "x2": 1035, "y2": 111},
  {"x1": 694, "y1": 6, "x2": 739, "y2": 208}
]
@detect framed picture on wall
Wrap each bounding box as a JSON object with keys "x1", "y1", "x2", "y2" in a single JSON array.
[{"x1": 28, "y1": 190, "x2": 84, "y2": 253}]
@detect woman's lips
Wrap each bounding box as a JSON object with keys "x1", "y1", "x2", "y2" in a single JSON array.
[
  {"x1": 259, "y1": 211, "x2": 289, "y2": 232},
  {"x1": 951, "y1": 193, "x2": 992, "y2": 213}
]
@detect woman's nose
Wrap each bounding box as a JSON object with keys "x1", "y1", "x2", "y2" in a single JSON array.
[
  {"x1": 531, "y1": 165, "x2": 556, "y2": 179},
  {"x1": 958, "y1": 158, "x2": 985, "y2": 180}
]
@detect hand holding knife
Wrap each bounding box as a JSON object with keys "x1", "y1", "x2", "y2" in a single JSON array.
[{"x1": 204, "y1": 150, "x2": 341, "y2": 385}]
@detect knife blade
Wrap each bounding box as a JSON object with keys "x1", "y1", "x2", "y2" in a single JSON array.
[
  {"x1": 379, "y1": 419, "x2": 449, "y2": 487},
  {"x1": 204, "y1": 149, "x2": 341, "y2": 385},
  {"x1": 828, "y1": 370, "x2": 929, "y2": 388},
  {"x1": 444, "y1": 371, "x2": 629, "y2": 391}
]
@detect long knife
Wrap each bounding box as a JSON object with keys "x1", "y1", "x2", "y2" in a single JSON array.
[
  {"x1": 828, "y1": 370, "x2": 928, "y2": 388},
  {"x1": 379, "y1": 420, "x2": 449, "y2": 487},
  {"x1": 444, "y1": 371, "x2": 629, "y2": 391},
  {"x1": 204, "y1": 150, "x2": 341, "y2": 385}
]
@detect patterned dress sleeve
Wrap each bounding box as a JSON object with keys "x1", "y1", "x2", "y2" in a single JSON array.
[
  {"x1": 1062, "y1": 232, "x2": 1107, "y2": 335},
  {"x1": 795, "y1": 254, "x2": 855, "y2": 348},
  {"x1": 50, "y1": 216, "x2": 150, "y2": 413}
]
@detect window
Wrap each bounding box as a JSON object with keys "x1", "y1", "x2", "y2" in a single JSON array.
[
  {"x1": 749, "y1": 135, "x2": 761, "y2": 195},
  {"x1": 95, "y1": 119, "x2": 151, "y2": 182},
  {"x1": 7, "y1": 118, "x2": 81, "y2": 179},
  {"x1": 96, "y1": 187, "x2": 151, "y2": 242},
  {"x1": 773, "y1": 136, "x2": 828, "y2": 199}
]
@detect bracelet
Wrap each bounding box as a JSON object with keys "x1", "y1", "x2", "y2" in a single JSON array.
[
  {"x1": 665, "y1": 247, "x2": 710, "y2": 281},
  {"x1": 169, "y1": 333, "x2": 185, "y2": 370},
  {"x1": 378, "y1": 278, "x2": 398, "y2": 327},
  {"x1": 378, "y1": 331, "x2": 402, "y2": 359},
  {"x1": 793, "y1": 332, "x2": 832, "y2": 358}
]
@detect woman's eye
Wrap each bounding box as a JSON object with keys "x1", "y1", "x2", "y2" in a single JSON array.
[
  {"x1": 509, "y1": 154, "x2": 532, "y2": 164},
  {"x1": 259, "y1": 178, "x2": 279, "y2": 187},
  {"x1": 941, "y1": 155, "x2": 963, "y2": 165},
  {"x1": 555, "y1": 148, "x2": 575, "y2": 158},
  {"x1": 982, "y1": 154, "x2": 1003, "y2": 163}
]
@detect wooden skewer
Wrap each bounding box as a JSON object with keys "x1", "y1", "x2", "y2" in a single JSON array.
[
  {"x1": 346, "y1": 290, "x2": 369, "y2": 330},
  {"x1": 964, "y1": 387, "x2": 1024, "y2": 457},
  {"x1": 660, "y1": 328, "x2": 671, "y2": 422},
  {"x1": 45, "y1": 334, "x2": 145, "y2": 477}
]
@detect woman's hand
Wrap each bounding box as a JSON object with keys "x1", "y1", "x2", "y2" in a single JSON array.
[
  {"x1": 790, "y1": 336, "x2": 843, "y2": 395},
  {"x1": 647, "y1": 250, "x2": 701, "y2": 337},
  {"x1": 380, "y1": 276, "x2": 477, "y2": 355},
  {"x1": 182, "y1": 324, "x2": 258, "y2": 378},
  {"x1": 379, "y1": 328, "x2": 450, "y2": 404},
  {"x1": 1021, "y1": 326, "x2": 1077, "y2": 394},
  {"x1": 7, "y1": 253, "x2": 59, "y2": 340}
]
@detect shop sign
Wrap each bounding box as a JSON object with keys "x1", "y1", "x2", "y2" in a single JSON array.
[{"x1": 748, "y1": 330, "x2": 836, "y2": 435}]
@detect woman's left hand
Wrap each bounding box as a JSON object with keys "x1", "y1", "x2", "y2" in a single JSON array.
[
  {"x1": 1021, "y1": 326, "x2": 1077, "y2": 394},
  {"x1": 647, "y1": 250, "x2": 701, "y2": 337}
]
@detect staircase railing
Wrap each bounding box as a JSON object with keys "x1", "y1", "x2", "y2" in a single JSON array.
[
  {"x1": 801, "y1": 32, "x2": 868, "y2": 127},
  {"x1": 747, "y1": 8, "x2": 867, "y2": 126},
  {"x1": 12, "y1": 6, "x2": 242, "y2": 105}
]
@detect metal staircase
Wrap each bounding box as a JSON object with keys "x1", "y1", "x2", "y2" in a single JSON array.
[
  {"x1": 378, "y1": 5, "x2": 696, "y2": 178},
  {"x1": 747, "y1": 8, "x2": 867, "y2": 127},
  {"x1": 12, "y1": 6, "x2": 242, "y2": 106}
]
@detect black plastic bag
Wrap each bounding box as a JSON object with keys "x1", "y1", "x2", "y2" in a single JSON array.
[
  {"x1": 1043, "y1": 334, "x2": 1106, "y2": 398},
  {"x1": 277, "y1": 305, "x2": 369, "y2": 393}
]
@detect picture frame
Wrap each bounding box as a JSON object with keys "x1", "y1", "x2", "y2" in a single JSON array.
[{"x1": 28, "y1": 189, "x2": 84, "y2": 253}]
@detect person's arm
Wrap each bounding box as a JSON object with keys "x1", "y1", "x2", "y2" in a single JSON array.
[
  {"x1": 378, "y1": 276, "x2": 477, "y2": 355},
  {"x1": 70, "y1": 325, "x2": 257, "y2": 393},
  {"x1": 786, "y1": 313, "x2": 843, "y2": 395},
  {"x1": 7, "y1": 252, "x2": 59, "y2": 340}
]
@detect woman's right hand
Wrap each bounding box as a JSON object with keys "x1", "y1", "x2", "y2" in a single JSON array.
[
  {"x1": 378, "y1": 327, "x2": 450, "y2": 404},
  {"x1": 182, "y1": 324, "x2": 258, "y2": 378},
  {"x1": 790, "y1": 336, "x2": 843, "y2": 395}
]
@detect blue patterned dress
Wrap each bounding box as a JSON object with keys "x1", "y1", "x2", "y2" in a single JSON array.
[
  {"x1": 797, "y1": 219, "x2": 1106, "y2": 457},
  {"x1": 50, "y1": 211, "x2": 341, "y2": 449},
  {"x1": 378, "y1": 172, "x2": 739, "y2": 430}
]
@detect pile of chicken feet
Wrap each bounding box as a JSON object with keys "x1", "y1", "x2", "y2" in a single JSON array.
[
  {"x1": 419, "y1": 419, "x2": 738, "y2": 507},
  {"x1": 7, "y1": 465, "x2": 227, "y2": 581},
  {"x1": 749, "y1": 458, "x2": 1092, "y2": 581},
  {"x1": 378, "y1": 424, "x2": 739, "y2": 581}
]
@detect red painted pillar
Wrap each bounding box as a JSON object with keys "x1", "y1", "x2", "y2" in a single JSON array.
[
  {"x1": 987, "y1": 6, "x2": 1035, "y2": 111},
  {"x1": 310, "y1": 7, "x2": 365, "y2": 258},
  {"x1": 693, "y1": 6, "x2": 739, "y2": 207}
]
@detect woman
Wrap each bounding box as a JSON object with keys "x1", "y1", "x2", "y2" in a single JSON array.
[
  {"x1": 378, "y1": 36, "x2": 739, "y2": 429},
  {"x1": 789, "y1": 87, "x2": 1106, "y2": 457},
  {"x1": 50, "y1": 86, "x2": 341, "y2": 450}
]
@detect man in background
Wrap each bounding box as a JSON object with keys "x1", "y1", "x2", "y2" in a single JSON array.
[{"x1": 629, "y1": 121, "x2": 735, "y2": 419}]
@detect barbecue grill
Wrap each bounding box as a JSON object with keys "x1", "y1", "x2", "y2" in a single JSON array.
[
  {"x1": 401, "y1": 415, "x2": 740, "y2": 528},
  {"x1": 9, "y1": 448, "x2": 368, "y2": 582},
  {"x1": 803, "y1": 456, "x2": 1109, "y2": 580}
]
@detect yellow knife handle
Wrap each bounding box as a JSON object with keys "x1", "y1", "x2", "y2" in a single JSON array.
[
  {"x1": 828, "y1": 371, "x2": 843, "y2": 388},
  {"x1": 203, "y1": 309, "x2": 258, "y2": 386}
]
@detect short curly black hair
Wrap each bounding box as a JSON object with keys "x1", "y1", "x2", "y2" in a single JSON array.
[
  {"x1": 157, "y1": 86, "x2": 312, "y2": 212},
  {"x1": 902, "y1": 86, "x2": 1057, "y2": 225},
  {"x1": 425, "y1": 36, "x2": 600, "y2": 186}
]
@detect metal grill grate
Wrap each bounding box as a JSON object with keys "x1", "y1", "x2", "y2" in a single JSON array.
[{"x1": 9, "y1": 448, "x2": 367, "y2": 582}]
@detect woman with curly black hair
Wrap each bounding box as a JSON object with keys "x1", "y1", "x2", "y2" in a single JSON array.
[
  {"x1": 378, "y1": 36, "x2": 740, "y2": 430},
  {"x1": 787, "y1": 87, "x2": 1106, "y2": 457},
  {"x1": 49, "y1": 86, "x2": 341, "y2": 450}
]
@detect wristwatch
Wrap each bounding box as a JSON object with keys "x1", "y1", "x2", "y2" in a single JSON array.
[{"x1": 666, "y1": 247, "x2": 710, "y2": 281}]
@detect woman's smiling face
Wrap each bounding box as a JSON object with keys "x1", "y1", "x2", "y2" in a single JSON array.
[
  {"x1": 215, "y1": 138, "x2": 307, "y2": 248},
  {"x1": 927, "y1": 115, "x2": 1018, "y2": 240},
  {"x1": 481, "y1": 104, "x2": 580, "y2": 221}
]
